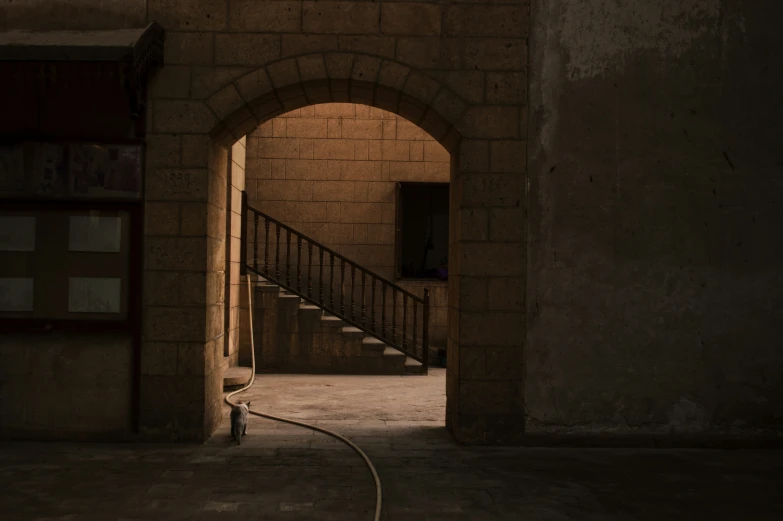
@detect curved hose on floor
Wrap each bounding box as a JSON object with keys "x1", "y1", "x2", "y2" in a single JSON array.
[{"x1": 224, "y1": 277, "x2": 383, "y2": 521}]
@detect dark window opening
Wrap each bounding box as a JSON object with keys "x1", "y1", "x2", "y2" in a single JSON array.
[{"x1": 395, "y1": 182, "x2": 449, "y2": 280}]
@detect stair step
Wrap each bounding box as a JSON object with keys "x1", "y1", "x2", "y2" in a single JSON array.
[
  {"x1": 320, "y1": 315, "x2": 344, "y2": 327},
  {"x1": 223, "y1": 366, "x2": 253, "y2": 388},
  {"x1": 256, "y1": 283, "x2": 279, "y2": 293},
  {"x1": 299, "y1": 304, "x2": 321, "y2": 312},
  {"x1": 382, "y1": 347, "x2": 405, "y2": 359},
  {"x1": 404, "y1": 358, "x2": 423, "y2": 375},
  {"x1": 341, "y1": 326, "x2": 364, "y2": 336}
]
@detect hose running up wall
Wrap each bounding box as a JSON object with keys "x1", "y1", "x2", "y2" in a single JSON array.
[{"x1": 224, "y1": 277, "x2": 383, "y2": 521}]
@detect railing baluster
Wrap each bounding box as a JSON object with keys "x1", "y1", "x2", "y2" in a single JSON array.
[
  {"x1": 307, "y1": 242, "x2": 313, "y2": 299},
  {"x1": 319, "y1": 249, "x2": 324, "y2": 306},
  {"x1": 413, "y1": 299, "x2": 418, "y2": 356},
  {"x1": 371, "y1": 276, "x2": 376, "y2": 333},
  {"x1": 252, "y1": 212, "x2": 259, "y2": 273},
  {"x1": 402, "y1": 294, "x2": 408, "y2": 351},
  {"x1": 296, "y1": 235, "x2": 302, "y2": 293},
  {"x1": 264, "y1": 218, "x2": 270, "y2": 277},
  {"x1": 275, "y1": 223, "x2": 281, "y2": 280},
  {"x1": 286, "y1": 229, "x2": 292, "y2": 287},
  {"x1": 381, "y1": 282, "x2": 387, "y2": 338},
  {"x1": 361, "y1": 272, "x2": 366, "y2": 328},
  {"x1": 340, "y1": 259, "x2": 346, "y2": 316},
  {"x1": 392, "y1": 289, "x2": 397, "y2": 345},
  {"x1": 329, "y1": 253, "x2": 335, "y2": 309},
  {"x1": 350, "y1": 265, "x2": 356, "y2": 321}
]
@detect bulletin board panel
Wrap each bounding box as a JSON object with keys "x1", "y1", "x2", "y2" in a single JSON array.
[{"x1": 0, "y1": 208, "x2": 131, "y2": 321}]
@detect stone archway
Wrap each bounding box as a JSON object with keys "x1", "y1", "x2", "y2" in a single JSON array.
[{"x1": 142, "y1": 52, "x2": 526, "y2": 444}]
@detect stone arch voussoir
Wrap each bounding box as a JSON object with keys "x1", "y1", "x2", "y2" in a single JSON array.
[{"x1": 204, "y1": 52, "x2": 468, "y2": 153}]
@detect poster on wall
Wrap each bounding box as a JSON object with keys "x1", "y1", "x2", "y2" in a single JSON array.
[
  {"x1": 0, "y1": 216, "x2": 36, "y2": 251},
  {"x1": 31, "y1": 143, "x2": 68, "y2": 196},
  {"x1": 68, "y1": 215, "x2": 122, "y2": 253},
  {"x1": 69, "y1": 144, "x2": 141, "y2": 199},
  {"x1": 68, "y1": 277, "x2": 121, "y2": 314},
  {"x1": 0, "y1": 278, "x2": 34, "y2": 312},
  {"x1": 0, "y1": 145, "x2": 25, "y2": 194}
]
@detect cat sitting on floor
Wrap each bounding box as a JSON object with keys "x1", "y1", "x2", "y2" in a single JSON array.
[{"x1": 230, "y1": 401, "x2": 251, "y2": 446}]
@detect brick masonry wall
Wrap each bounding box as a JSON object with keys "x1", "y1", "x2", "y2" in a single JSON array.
[{"x1": 245, "y1": 103, "x2": 449, "y2": 346}]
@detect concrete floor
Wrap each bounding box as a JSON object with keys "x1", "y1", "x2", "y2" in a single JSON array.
[{"x1": 2, "y1": 369, "x2": 783, "y2": 520}]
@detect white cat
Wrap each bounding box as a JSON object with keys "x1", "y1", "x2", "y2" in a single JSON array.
[{"x1": 230, "y1": 401, "x2": 251, "y2": 446}]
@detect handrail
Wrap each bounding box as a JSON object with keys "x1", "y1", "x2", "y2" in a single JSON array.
[
  {"x1": 241, "y1": 191, "x2": 429, "y2": 372},
  {"x1": 251, "y1": 203, "x2": 424, "y2": 304}
]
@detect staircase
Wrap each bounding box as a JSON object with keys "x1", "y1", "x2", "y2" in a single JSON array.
[{"x1": 235, "y1": 191, "x2": 430, "y2": 378}]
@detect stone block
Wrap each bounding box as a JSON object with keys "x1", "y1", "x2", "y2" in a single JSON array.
[
  {"x1": 143, "y1": 271, "x2": 181, "y2": 306},
  {"x1": 402, "y1": 71, "x2": 441, "y2": 104},
  {"x1": 165, "y1": 32, "x2": 214, "y2": 65},
  {"x1": 381, "y1": 4, "x2": 442, "y2": 36},
  {"x1": 434, "y1": 71, "x2": 485, "y2": 105},
  {"x1": 354, "y1": 141, "x2": 369, "y2": 161},
  {"x1": 454, "y1": 173, "x2": 524, "y2": 207},
  {"x1": 458, "y1": 106, "x2": 519, "y2": 139},
  {"x1": 181, "y1": 134, "x2": 211, "y2": 168},
  {"x1": 229, "y1": 0, "x2": 302, "y2": 32},
  {"x1": 207, "y1": 83, "x2": 245, "y2": 121},
  {"x1": 458, "y1": 140, "x2": 489, "y2": 173},
  {"x1": 377, "y1": 60, "x2": 410, "y2": 90},
  {"x1": 145, "y1": 202, "x2": 180, "y2": 236},
  {"x1": 148, "y1": 65, "x2": 191, "y2": 99},
  {"x1": 144, "y1": 307, "x2": 207, "y2": 342},
  {"x1": 180, "y1": 272, "x2": 208, "y2": 306},
  {"x1": 215, "y1": 34, "x2": 282, "y2": 66},
  {"x1": 282, "y1": 35, "x2": 338, "y2": 57},
  {"x1": 489, "y1": 207, "x2": 524, "y2": 242},
  {"x1": 490, "y1": 140, "x2": 526, "y2": 173},
  {"x1": 297, "y1": 55, "x2": 328, "y2": 82},
  {"x1": 234, "y1": 68, "x2": 273, "y2": 104},
  {"x1": 458, "y1": 208, "x2": 489, "y2": 241},
  {"x1": 303, "y1": 2, "x2": 380, "y2": 34},
  {"x1": 398, "y1": 95, "x2": 427, "y2": 124},
  {"x1": 382, "y1": 141, "x2": 409, "y2": 162},
  {"x1": 147, "y1": 0, "x2": 225, "y2": 30},
  {"x1": 190, "y1": 66, "x2": 251, "y2": 100},
  {"x1": 463, "y1": 38, "x2": 526, "y2": 71},
  {"x1": 431, "y1": 88, "x2": 468, "y2": 127},
  {"x1": 458, "y1": 242, "x2": 524, "y2": 277},
  {"x1": 146, "y1": 168, "x2": 209, "y2": 201},
  {"x1": 145, "y1": 237, "x2": 208, "y2": 271},
  {"x1": 396, "y1": 37, "x2": 461, "y2": 69},
  {"x1": 396, "y1": 119, "x2": 430, "y2": 140},
  {"x1": 324, "y1": 53, "x2": 355, "y2": 79},
  {"x1": 340, "y1": 161, "x2": 383, "y2": 181},
  {"x1": 487, "y1": 277, "x2": 524, "y2": 312},
  {"x1": 338, "y1": 36, "x2": 396, "y2": 59},
  {"x1": 287, "y1": 118, "x2": 328, "y2": 138},
  {"x1": 155, "y1": 100, "x2": 217, "y2": 134},
  {"x1": 178, "y1": 343, "x2": 206, "y2": 376},
  {"x1": 141, "y1": 342, "x2": 178, "y2": 376},
  {"x1": 486, "y1": 72, "x2": 526, "y2": 104},
  {"x1": 458, "y1": 380, "x2": 524, "y2": 415},
  {"x1": 342, "y1": 119, "x2": 383, "y2": 139},
  {"x1": 258, "y1": 137, "x2": 300, "y2": 159},
  {"x1": 180, "y1": 202, "x2": 209, "y2": 236},
  {"x1": 267, "y1": 58, "x2": 301, "y2": 89},
  {"x1": 444, "y1": 5, "x2": 528, "y2": 37},
  {"x1": 351, "y1": 55, "x2": 382, "y2": 83},
  {"x1": 424, "y1": 141, "x2": 450, "y2": 163}
]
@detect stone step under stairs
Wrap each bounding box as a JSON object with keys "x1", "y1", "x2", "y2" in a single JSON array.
[{"x1": 224, "y1": 280, "x2": 424, "y2": 389}]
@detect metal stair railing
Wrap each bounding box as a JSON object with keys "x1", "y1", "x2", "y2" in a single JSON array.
[{"x1": 240, "y1": 191, "x2": 429, "y2": 374}]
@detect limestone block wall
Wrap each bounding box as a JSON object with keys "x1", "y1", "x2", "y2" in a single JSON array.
[
  {"x1": 5, "y1": 0, "x2": 529, "y2": 443},
  {"x1": 245, "y1": 103, "x2": 450, "y2": 346}
]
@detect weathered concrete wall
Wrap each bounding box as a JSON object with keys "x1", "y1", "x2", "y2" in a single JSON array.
[
  {"x1": 527, "y1": 0, "x2": 783, "y2": 436},
  {"x1": 0, "y1": 334, "x2": 132, "y2": 440}
]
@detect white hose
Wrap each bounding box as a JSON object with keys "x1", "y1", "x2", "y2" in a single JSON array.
[{"x1": 224, "y1": 277, "x2": 383, "y2": 521}]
